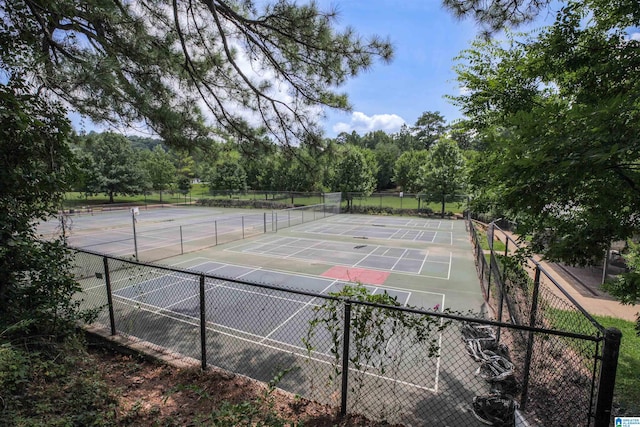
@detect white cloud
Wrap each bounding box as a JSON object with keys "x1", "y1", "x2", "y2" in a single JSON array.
[
  {"x1": 631, "y1": 32, "x2": 640, "y2": 41},
  {"x1": 459, "y1": 86, "x2": 471, "y2": 96},
  {"x1": 332, "y1": 111, "x2": 406, "y2": 134}
]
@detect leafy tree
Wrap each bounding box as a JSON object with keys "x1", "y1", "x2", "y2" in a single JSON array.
[
  {"x1": 0, "y1": 81, "x2": 96, "y2": 338},
  {"x1": 359, "y1": 130, "x2": 393, "y2": 150},
  {"x1": 451, "y1": 3, "x2": 640, "y2": 265},
  {"x1": 448, "y1": 0, "x2": 640, "y2": 327},
  {"x1": 330, "y1": 145, "x2": 377, "y2": 210},
  {"x1": 207, "y1": 152, "x2": 248, "y2": 194},
  {"x1": 142, "y1": 145, "x2": 176, "y2": 202},
  {"x1": 417, "y1": 138, "x2": 467, "y2": 217},
  {"x1": 374, "y1": 142, "x2": 401, "y2": 190},
  {"x1": 393, "y1": 150, "x2": 430, "y2": 193},
  {"x1": 393, "y1": 124, "x2": 420, "y2": 152},
  {"x1": 335, "y1": 131, "x2": 363, "y2": 146},
  {"x1": 177, "y1": 176, "x2": 192, "y2": 202},
  {"x1": 1, "y1": 0, "x2": 392, "y2": 148},
  {"x1": 82, "y1": 132, "x2": 146, "y2": 203},
  {"x1": 413, "y1": 111, "x2": 448, "y2": 150},
  {"x1": 127, "y1": 135, "x2": 165, "y2": 151}
]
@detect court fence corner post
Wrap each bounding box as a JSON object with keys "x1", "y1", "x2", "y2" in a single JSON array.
[
  {"x1": 103, "y1": 257, "x2": 116, "y2": 336},
  {"x1": 340, "y1": 302, "x2": 352, "y2": 417},
  {"x1": 594, "y1": 327, "x2": 622, "y2": 427},
  {"x1": 199, "y1": 274, "x2": 207, "y2": 370}
]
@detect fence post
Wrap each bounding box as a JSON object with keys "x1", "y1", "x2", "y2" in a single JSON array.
[
  {"x1": 340, "y1": 303, "x2": 352, "y2": 417},
  {"x1": 199, "y1": 275, "x2": 207, "y2": 370},
  {"x1": 520, "y1": 266, "x2": 541, "y2": 411},
  {"x1": 180, "y1": 225, "x2": 184, "y2": 255},
  {"x1": 594, "y1": 328, "x2": 622, "y2": 426},
  {"x1": 103, "y1": 257, "x2": 116, "y2": 336}
]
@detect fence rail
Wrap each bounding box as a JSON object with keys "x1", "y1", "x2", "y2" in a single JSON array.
[
  {"x1": 72, "y1": 219, "x2": 619, "y2": 426},
  {"x1": 469, "y1": 220, "x2": 620, "y2": 426}
]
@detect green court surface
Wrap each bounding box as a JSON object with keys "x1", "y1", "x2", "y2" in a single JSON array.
[{"x1": 169, "y1": 212, "x2": 484, "y2": 313}]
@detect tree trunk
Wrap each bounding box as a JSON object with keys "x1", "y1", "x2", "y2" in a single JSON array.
[
  {"x1": 109, "y1": 191, "x2": 114, "y2": 203},
  {"x1": 441, "y1": 195, "x2": 445, "y2": 218}
]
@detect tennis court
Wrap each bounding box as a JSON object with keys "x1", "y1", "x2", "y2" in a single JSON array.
[
  {"x1": 71, "y1": 205, "x2": 493, "y2": 425},
  {"x1": 101, "y1": 258, "x2": 445, "y2": 391},
  {"x1": 227, "y1": 236, "x2": 451, "y2": 278}
]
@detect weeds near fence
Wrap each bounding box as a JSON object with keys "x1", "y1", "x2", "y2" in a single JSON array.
[{"x1": 304, "y1": 284, "x2": 450, "y2": 421}]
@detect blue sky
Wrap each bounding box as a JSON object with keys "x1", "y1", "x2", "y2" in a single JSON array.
[
  {"x1": 69, "y1": 1, "x2": 564, "y2": 140},
  {"x1": 318, "y1": 1, "x2": 481, "y2": 137}
]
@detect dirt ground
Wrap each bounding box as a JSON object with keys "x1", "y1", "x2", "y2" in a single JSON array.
[{"x1": 89, "y1": 343, "x2": 395, "y2": 426}]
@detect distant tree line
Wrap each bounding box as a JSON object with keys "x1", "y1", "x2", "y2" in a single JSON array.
[{"x1": 71, "y1": 110, "x2": 470, "y2": 214}]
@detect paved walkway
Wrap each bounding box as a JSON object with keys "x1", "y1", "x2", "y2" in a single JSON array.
[
  {"x1": 495, "y1": 230, "x2": 638, "y2": 322},
  {"x1": 537, "y1": 260, "x2": 638, "y2": 321}
]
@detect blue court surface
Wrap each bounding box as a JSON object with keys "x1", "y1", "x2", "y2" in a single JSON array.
[{"x1": 110, "y1": 259, "x2": 445, "y2": 390}]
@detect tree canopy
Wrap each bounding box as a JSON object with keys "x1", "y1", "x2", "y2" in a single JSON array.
[
  {"x1": 1, "y1": 0, "x2": 392, "y2": 148},
  {"x1": 450, "y1": 0, "x2": 640, "y2": 265}
]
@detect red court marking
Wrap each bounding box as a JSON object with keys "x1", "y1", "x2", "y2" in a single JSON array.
[{"x1": 321, "y1": 266, "x2": 390, "y2": 285}]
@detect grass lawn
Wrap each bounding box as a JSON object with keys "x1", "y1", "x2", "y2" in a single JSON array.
[
  {"x1": 348, "y1": 194, "x2": 467, "y2": 213},
  {"x1": 593, "y1": 315, "x2": 640, "y2": 415}
]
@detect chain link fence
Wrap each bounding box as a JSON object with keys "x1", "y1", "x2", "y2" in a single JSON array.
[
  {"x1": 57, "y1": 196, "x2": 341, "y2": 263},
  {"x1": 469, "y1": 220, "x2": 620, "y2": 426},
  {"x1": 71, "y1": 228, "x2": 619, "y2": 426}
]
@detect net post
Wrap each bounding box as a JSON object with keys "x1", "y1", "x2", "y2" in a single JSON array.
[
  {"x1": 340, "y1": 302, "x2": 352, "y2": 417},
  {"x1": 264, "y1": 212, "x2": 267, "y2": 234},
  {"x1": 594, "y1": 328, "x2": 622, "y2": 426},
  {"x1": 102, "y1": 257, "x2": 116, "y2": 336},
  {"x1": 199, "y1": 274, "x2": 207, "y2": 370},
  {"x1": 242, "y1": 216, "x2": 245, "y2": 239},
  {"x1": 214, "y1": 220, "x2": 218, "y2": 246}
]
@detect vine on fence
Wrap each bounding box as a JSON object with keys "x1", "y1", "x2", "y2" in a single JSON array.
[{"x1": 303, "y1": 284, "x2": 451, "y2": 419}]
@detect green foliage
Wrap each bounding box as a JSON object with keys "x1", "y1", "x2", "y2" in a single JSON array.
[
  {"x1": 418, "y1": 138, "x2": 467, "y2": 216},
  {"x1": 442, "y1": 0, "x2": 552, "y2": 35},
  {"x1": 331, "y1": 145, "x2": 377, "y2": 209},
  {"x1": 0, "y1": 338, "x2": 118, "y2": 426},
  {"x1": 142, "y1": 145, "x2": 176, "y2": 201},
  {"x1": 374, "y1": 142, "x2": 401, "y2": 190},
  {"x1": 0, "y1": 0, "x2": 392, "y2": 148},
  {"x1": 305, "y1": 284, "x2": 449, "y2": 417},
  {"x1": 413, "y1": 110, "x2": 448, "y2": 150},
  {"x1": 451, "y1": 2, "x2": 640, "y2": 266},
  {"x1": 81, "y1": 132, "x2": 147, "y2": 203},
  {"x1": 393, "y1": 150, "x2": 430, "y2": 193},
  {"x1": 207, "y1": 152, "x2": 248, "y2": 194},
  {"x1": 1, "y1": 82, "x2": 97, "y2": 339},
  {"x1": 593, "y1": 315, "x2": 640, "y2": 414},
  {"x1": 603, "y1": 240, "x2": 640, "y2": 334},
  {"x1": 204, "y1": 368, "x2": 300, "y2": 427}
]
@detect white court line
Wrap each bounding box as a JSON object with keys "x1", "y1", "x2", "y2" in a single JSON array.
[
  {"x1": 447, "y1": 252, "x2": 453, "y2": 280},
  {"x1": 390, "y1": 249, "x2": 409, "y2": 272},
  {"x1": 260, "y1": 281, "x2": 337, "y2": 342},
  {"x1": 284, "y1": 239, "x2": 325, "y2": 258},
  {"x1": 353, "y1": 244, "x2": 382, "y2": 268},
  {"x1": 418, "y1": 250, "x2": 430, "y2": 276}
]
